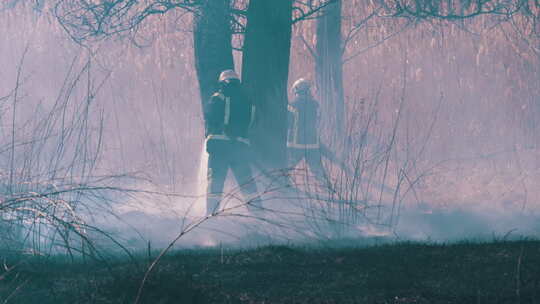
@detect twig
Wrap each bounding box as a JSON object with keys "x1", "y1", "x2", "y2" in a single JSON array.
[{"x1": 515, "y1": 244, "x2": 524, "y2": 304}]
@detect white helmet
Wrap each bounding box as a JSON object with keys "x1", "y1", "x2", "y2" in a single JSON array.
[
  {"x1": 291, "y1": 78, "x2": 312, "y2": 94},
  {"x1": 219, "y1": 69, "x2": 240, "y2": 83}
]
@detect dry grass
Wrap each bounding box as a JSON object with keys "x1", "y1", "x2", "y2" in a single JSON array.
[{"x1": 2, "y1": 239, "x2": 540, "y2": 303}]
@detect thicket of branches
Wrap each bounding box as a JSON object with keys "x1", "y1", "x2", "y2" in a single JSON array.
[
  {"x1": 0, "y1": 43, "x2": 138, "y2": 259},
  {"x1": 1, "y1": 0, "x2": 539, "y2": 251}
]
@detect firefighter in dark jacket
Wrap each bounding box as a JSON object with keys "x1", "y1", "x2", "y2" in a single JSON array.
[
  {"x1": 204, "y1": 70, "x2": 261, "y2": 216},
  {"x1": 287, "y1": 78, "x2": 327, "y2": 184}
]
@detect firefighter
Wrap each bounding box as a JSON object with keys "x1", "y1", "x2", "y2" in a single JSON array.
[
  {"x1": 204, "y1": 70, "x2": 261, "y2": 216},
  {"x1": 287, "y1": 78, "x2": 328, "y2": 184}
]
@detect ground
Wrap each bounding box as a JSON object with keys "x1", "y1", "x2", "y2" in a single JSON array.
[{"x1": 1, "y1": 240, "x2": 540, "y2": 303}]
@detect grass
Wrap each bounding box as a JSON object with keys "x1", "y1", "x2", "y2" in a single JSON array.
[{"x1": 1, "y1": 240, "x2": 540, "y2": 303}]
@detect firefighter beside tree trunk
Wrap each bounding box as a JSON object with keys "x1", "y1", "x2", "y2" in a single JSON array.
[
  {"x1": 205, "y1": 70, "x2": 262, "y2": 216},
  {"x1": 287, "y1": 78, "x2": 327, "y2": 185}
]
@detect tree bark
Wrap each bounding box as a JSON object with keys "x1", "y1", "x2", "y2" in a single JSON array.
[
  {"x1": 315, "y1": 0, "x2": 344, "y2": 136},
  {"x1": 193, "y1": 0, "x2": 234, "y2": 122},
  {"x1": 242, "y1": 0, "x2": 293, "y2": 168}
]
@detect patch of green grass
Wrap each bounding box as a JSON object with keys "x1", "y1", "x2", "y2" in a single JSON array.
[{"x1": 2, "y1": 240, "x2": 540, "y2": 303}]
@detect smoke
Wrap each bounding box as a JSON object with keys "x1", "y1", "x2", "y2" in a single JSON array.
[
  {"x1": 1, "y1": 5, "x2": 539, "y2": 253},
  {"x1": 95, "y1": 153, "x2": 540, "y2": 251},
  {"x1": 369, "y1": 204, "x2": 540, "y2": 242}
]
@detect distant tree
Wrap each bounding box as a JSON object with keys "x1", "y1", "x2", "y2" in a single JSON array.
[
  {"x1": 315, "y1": 0, "x2": 344, "y2": 136},
  {"x1": 53, "y1": 0, "x2": 529, "y2": 168},
  {"x1": 193, "y1": 0, "x2": 234, "y2": 124},
  {"x1": 54, "y1": 0, "x2": 334, "y2": 168},
  {"x1": 313, "y1": 0, "x2": 530, "y2": 134},
  {"x1": 241, "y1": 0, "x2": 293, "y2": 166}
]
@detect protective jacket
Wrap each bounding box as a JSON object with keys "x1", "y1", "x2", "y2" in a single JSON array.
[
  {"x1": 203, "y1": 84, "x2": 260, "y2": 216},
  {"x1": 287, "y1": 95, "x2": 319, "y2": 149},
  {"x1": 204, "y1": 86, "x2": 255, "y2": 148}
]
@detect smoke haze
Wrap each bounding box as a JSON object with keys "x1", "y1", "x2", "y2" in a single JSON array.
[{"x1": 1, "y1": 3, "x2": 539, "y2": 250}]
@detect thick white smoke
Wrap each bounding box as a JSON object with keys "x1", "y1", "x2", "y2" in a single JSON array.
[{"x1": 1, "y1": 5, "x2": 539, "y2": 253}]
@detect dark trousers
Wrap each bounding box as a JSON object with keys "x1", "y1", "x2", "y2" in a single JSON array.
[
  {"x1": 288, "y1": 147, "x2": 328, "y2": 185},
  {"x1": 206, "y1": 142, "x2": 261, "y2": 215}
]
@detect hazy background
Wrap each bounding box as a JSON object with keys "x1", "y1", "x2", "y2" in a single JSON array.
[{"x1": 1, "y1": 2, "x2": 539, "y2": 248}]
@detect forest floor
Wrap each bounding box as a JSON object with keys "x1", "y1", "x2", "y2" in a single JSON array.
[{"x1": 1, "y1": 239, "x2": 540, "y2": 304}]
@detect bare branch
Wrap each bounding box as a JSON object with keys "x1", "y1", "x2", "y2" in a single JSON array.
[
  {"x1": 341, "y1": 7, "x2": 382, "y2": 54},
  {"x1": 386, "y1": 0, "x2": 526, "y2": 20},
  {"x1": 298, "y1": 34, "x2": 317, "y2": 58},
  {"x1": 292, "y1": 0, "x2": 338, "y2": 24},
  {"x1": 343, "y1": 21, "x2": 412, "y2": 64},
  {"x1": 54, "y1": 0, "x2": 198, "y2": 43}
]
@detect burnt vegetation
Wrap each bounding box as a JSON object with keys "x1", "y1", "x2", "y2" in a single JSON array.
[{"x1": 2, "y1": 240, "x2": 540, "y2": 303}]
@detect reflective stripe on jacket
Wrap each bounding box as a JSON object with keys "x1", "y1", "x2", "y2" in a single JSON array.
[
  {"x1": 205, "y1": 89, "x2": 255, "y2": 146},
  {"x1": 206, "y1": 134, "x2": 250, "y2": 146}
]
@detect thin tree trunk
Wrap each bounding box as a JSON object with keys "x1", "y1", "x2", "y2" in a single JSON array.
[
  {"x1": 316, "y1": 0, "x2": 344, "y2": 136},
  {"x1": 242, "y1": 0, "x2": 293, "y2": 168},
  {"x1": 193, "y1": 0, "x2": 234, "y2": 123}
]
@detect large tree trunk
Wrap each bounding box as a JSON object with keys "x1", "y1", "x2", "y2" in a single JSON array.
[
  {"x1": 193, "y1": 0, "x2": 234, "y2": 122},
  {"x1": 242, "y1": 0, "x2": 293, "y2": 168},
  {"x1": 316, "y1": 0, "x2": 344, "y2": 137}
]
